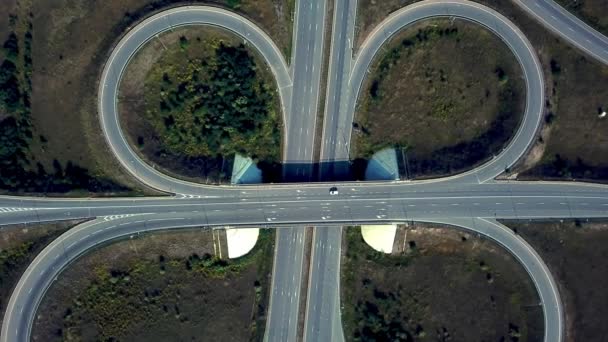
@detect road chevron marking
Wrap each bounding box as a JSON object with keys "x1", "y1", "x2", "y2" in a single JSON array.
[
  {"x1": 102, "y1": 213, "x2": 149, "y2": 222},
  {"x1": 0, "y1": 207, "x2": 36, "y2": 213}
]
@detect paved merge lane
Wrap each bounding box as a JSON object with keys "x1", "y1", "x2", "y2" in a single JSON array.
[
  {"x1": 432, "y1": 217, "x2": 563, "y2": 342},
  {"x1": 514, "y1": 0, "x2": 608, "y2": 65}
]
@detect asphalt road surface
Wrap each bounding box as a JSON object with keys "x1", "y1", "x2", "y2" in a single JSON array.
[
  {"x1": 265, "y1": 227, "x2": 307, "y2": 342},
  {"x1": 266, "y1": 0, "x2": 329, "y2": 340},
  {"x1": 3, "y1": 0, "x2": 608, "y2": 341},
  {"x1": 303, "y1": 226, "x2": 344, "y2": 342},
  {"x1": 1, "y1": 181, "x2": 608, "y2": 227},
  {"x1": 319, "y1": 0, "x2": 357, "y2": 179},
  {"x1": 514, "y1": 0, "x2": 608, "y2": 65},
  {"x1": 8, "y1": 180, "x2": 603, "y2": 341},
  {"x1": 283, "y1": 0, "x2": 327, "y2": 181}
]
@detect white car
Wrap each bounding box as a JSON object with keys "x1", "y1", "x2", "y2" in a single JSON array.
[{"x1": 329, "y1": 187, "x2": 339, "y2": 195}]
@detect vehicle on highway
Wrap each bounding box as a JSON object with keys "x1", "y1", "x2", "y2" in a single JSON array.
[{"x1": 329, "y1": 186, "x2": 339, "y2": 195}]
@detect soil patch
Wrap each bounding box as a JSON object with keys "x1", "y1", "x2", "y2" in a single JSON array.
[
  {"x1": 502, "y1": 219, "x2": 608, "y2": 342},
  {"x1": 32, "y1": 228, "x2": 274, "y2": 342},
  {"x1": 352, "y1": 19, "x2": 525, "y2": 179},
  {"x1": 341, "y1": 225, "x2": 543, "y2": 341}
]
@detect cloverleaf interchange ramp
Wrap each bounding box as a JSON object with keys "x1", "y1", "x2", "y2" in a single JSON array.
[{"x1": 2, "y1": 0, "x2": 608, "y2": 341}]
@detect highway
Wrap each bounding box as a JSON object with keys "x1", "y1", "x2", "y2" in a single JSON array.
[
  {"x1": 319, "y1": 0, "x2": 357, "y2": 179},
  {"x1": 283, "y1": 0, "x2": 327, "y2": 181},
  {"x1": 1, "y1": 181, "x2": 608, "y2": 226},
  {"x1": 266, "y1": 0, "x2": 328, "y2": 340},
  {"x1": 303, "y1": 226, "x2": 344, "y2": 342},
  {"x1": 265, "y1": 227, "x2": 307, "y2": 342},
  {"x1": 3, "y1": 0, "x2": 608, "y2": 341},
  {"x1": 3, "y1": 180, "x2": 606, "y2": 341}
]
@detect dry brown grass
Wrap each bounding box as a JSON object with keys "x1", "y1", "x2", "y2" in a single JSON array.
[
  {"x1": 341, "y1": 225, "x2": 543, "y2": 341},
  {"x1": 356, "y1": 0, "x2": 608, "y2": 181},
  {"x1": 354, "y1": 0, "x2": 417, "y2": 50},
  {"x1": 32, "y1": 228, "x2": 274, "y2": 341},
  {"x1": 353, "y1": 19, "x2": 524, "y2": 178},
  {"x1": 13, "y1": 0, "x2": 291, "y2": 195},
  {"x1": 0, "y1": 220, "x2": 82, "y2": 327},
  {"x1": 503, "y1": 219, "x2": 608, "y2": 342}
]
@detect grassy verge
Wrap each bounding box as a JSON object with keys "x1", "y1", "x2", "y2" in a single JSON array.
[
  {"x1": 120, "y1": 26, "x2": 282, "y2": 184},
  {"x1": 32, "y1": 228, "x2": 274, "y2": 341},
  {"x1": 554, "y1": 0, "x2": 608, "y2": 37},
  {"x1": 0, "y1": 221, "x2": 81, "y2": 326},
  {"x1": 341, "y1": 225, "x2": 543, "y2": 341},
  {"x1": 352, "y1": 19, "x2": 524, "y2": 179},
  {"x1": 502, "y1": 219, "x2": 608, "y2": 341}
]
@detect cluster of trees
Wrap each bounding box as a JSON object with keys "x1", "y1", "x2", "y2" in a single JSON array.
[
  {"x1": 0, "y1": 33, "x2": 22, "y2": 112},
  {"x1": 352, "y1": 300, "x2": 414, "y2": 341},
  {"x1": 152, "y1": 41, "x2": 280, "y2": 164}
]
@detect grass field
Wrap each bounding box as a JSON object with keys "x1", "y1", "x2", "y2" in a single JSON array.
[
  {"x1": 32, "y1": 228, "x2": 275, "y2": 341},
  {"x1": 341, "y1": 225, "x2": 543, "y2": 341},
  {"x1": 0, "y1": 0, "x2": 292, "y2": 195},
  {"x1": 119, "y1": 26, "x2": 281, "y2": 184},
  {"x1": 0, "y1": 220, "x2": 81, "y2": 327},
  {"x1": 503, "y1": 220, "x2": 608, "y2": 341},
  {"x1": 356, "y1": 0, "x2": 608, "y2": 182},
  {"x1": 353, "y1": 19, "x2": 525, "y2": 178}
]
